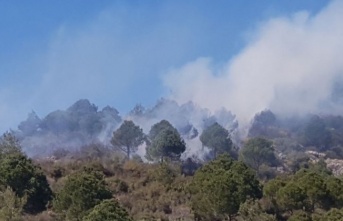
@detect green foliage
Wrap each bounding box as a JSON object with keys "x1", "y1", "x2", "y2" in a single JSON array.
[
  {"x1": 238, "y1": 199, "x2": 277, "y2": 221},
  {"x1": 190, "y1": 154, "x2": 262, "y2": 220},
  {"x1": 146, "y1": 120, "x2": 186, "y2": 162},
  {"x1": 150, "y1": 163, "x2": 177, "y2": 185},
  {"x1": 264, "y1": 178, "x2": 287, "y2": 200},
  {"x1": 308, "y1": 159, "x2": 332, "y2": 176},
  {"x1": 40, "y1": 110, "x2": 76, "y2": 134},
  {"x1": 325, "y1": 176, "x2": 343, "y2": 207},
  {"x1": 148, "y1": 120, "x2": 173, "y2": 140},
  {"x1": 293, "y1": 170, "x2": 328, "y2": 211},
  {"x1": 276, "y1": 181, "x2": 308, "y2": 213},
  {"x1": 0, "y1": 132, "x2": 22, "y2": 156},
  {"x1": 240, "y1": 137, "x2": 278, "y2": 171},
  {"x1": 0, "y1": 187, "x2": 26, "y2": 221},
  {"x1": 263, "y1": 177, "x2": 287, "y2": 213},
  {"x1": 248, "y1": 110, "x2": 279, "y2": 138},
  {"x1": 0, "y1": 152, "x2": 52, "y2": 214},
  {"x1": 82, "y1": 199, "x2": 132, "y2": 221},
  {"x1": 111, "y1": 120, "x2": 145, "y2": 159},
  {"x1": 264, "y1": 169, "x2": 338, "y2": 219},
  {"x1": 53, "y1": 169, "x2": 112, "y2": 220},
  {"x1": 319, "y1": 208, "x2": 343, "y2": 221},
  {"x1": 109, "y1": 165, "x2": 192, "y2": 221},
  {"x1": 10, "y1": 110, "x2": 343, "y2": 220},
  {"x1": 200, "y1": 122, "x2": 235, "y2": 159},
  {"x1": 288, "y1": 210, "x2": 312, "y2": 221},
  {"x1": 40, "y1": 99, "x2": 103, "y2": 135}
]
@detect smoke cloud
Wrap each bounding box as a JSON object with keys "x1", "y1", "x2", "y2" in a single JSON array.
[
  {"x1": 125, "y1": 99, "x2": 237, "y2": 159},
  {"x1": 1, "y1": 1, "x2": 229, "y2": 133},
  {"x1": 164, "y1": 0, "x2": 343, "y2": 126},
  {"x1": 0, "y1": 1, "x2": 333, "y2": 134}
]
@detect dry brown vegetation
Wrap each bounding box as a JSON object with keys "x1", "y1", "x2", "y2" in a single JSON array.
[{"x1": 34, "y1": 148, "x2": 194, "y2": 221}]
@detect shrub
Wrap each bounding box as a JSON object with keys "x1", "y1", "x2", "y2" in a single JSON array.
[
  {"x1": 82, "y1": 199, "x2": 132, "y2": 221},
  {"x1": 0, "y1": 153, "x2": 52, "y2": 214},
  {"x1": 53, "y1": 169, "x2": 112, "y2": 220}
]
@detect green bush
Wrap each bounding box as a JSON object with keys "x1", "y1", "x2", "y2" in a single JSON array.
[
  {"x1": 319, "y1": 208, "x2": 343, "y2": 221},
  {"x1": 0, "y1": 153, "x2": 52, "y2": 214},
  {"x1": 288, "y1": 210, "x2": 312, "y2": 221},
  {"x1": 53, "y1": 169, "x2": 112, "y2": 220},
  {"x1": 190, "y1": 154, "x2": 262, "y2": 220},
  {"x1": 0, "y1": 187, "x2": 26, "y2": 221},
  {"x1": 82, "y1": 199, "x2": 132, "y2": 221}
]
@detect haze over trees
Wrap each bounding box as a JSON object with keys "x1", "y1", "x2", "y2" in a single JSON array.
[
  {"x1": 15, "y1": 99, "x2": 122, "y2": 156},
  {"x1": 111, "y1": 120, "x2": 145, "y2": 159},
  {"x1": 240, "y1": 137, "x2": 279, "y2": 172},
  {"x1": 302, "y1": 115, "x2": 332, "y2": 151},
  {"x1": 14, "y1": 99, "x2": 237, "y2": 159},
  {"x1": 200, "y1": 122, "x2": 236, "y2": 159},
  {"x1": 5, "y1": 99, "x2": 343, "y2": 220},
  {"x1": 2, "y1": 0, "x2": 343, "y2": 219},
  {"x1": 248, "y1": 110, "x2": 278, "y2": 138},
  {"x1": 146, "y1": 120, "x2": 186, "y2": 162}
]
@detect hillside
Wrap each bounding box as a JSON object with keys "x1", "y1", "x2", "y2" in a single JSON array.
[{"x1": 0, "y1": 99, "x2": 342, "y2": 220}]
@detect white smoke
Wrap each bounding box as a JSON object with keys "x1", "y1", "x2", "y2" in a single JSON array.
[
  {"x1": 125, "y1": 99, "x2": 237, "y2": 159},
  {"x1": 164, "y1": 0, "x2": 343, "y2": 126}
]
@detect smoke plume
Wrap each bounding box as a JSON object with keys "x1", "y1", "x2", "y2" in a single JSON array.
[{"x1": 164, "y1": 0, "x2": 343, "y2": 126}]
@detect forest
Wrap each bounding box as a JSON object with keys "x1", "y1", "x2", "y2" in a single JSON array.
[{"x1": 1, "y1": 99, "x2": 343, "y2": 220}]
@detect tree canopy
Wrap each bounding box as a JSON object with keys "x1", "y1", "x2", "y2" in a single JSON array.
[
  {"x1": 82, "y1": 199, "x2": 132, "y2": 221},
  {"x1": 146, "y1": 120, "x2": 186, "y2": 162},
  {"x1": 148, "y1": 120, "x2": 174, "y2": 140},
  {"x1": 0, "y1": 132, "x2": 22, "y2": 156},
  {"x1": 0, "y1": 134, "x2": 52, "y2": 214},
  {"x1": 263, "y1": 168, "x2": 342, "y2": 218},
  {"x1": 0, "y1": 186, "x2": 26, "y2": 220},
  {"x1": 190, "y1": 154, "x2": 262, "y2": 220},
  {"x1": 53, "y1": 169, "x2": 112, "y2": 220},
  {"x1": 200, "y1": 122, "x2": 235, "y2": 159},
  {"x1": 240, "y1": 137, "x2": 278, "y2": 171},
  {"x1": 111, "y1": 120, "x2": 145, "y2": 159},
  {"x1": 248, "y1": 110, "x2": 278, "y2": 138}
]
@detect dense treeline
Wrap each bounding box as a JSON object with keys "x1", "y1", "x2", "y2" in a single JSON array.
[
  {"x1": 14, "y1": 99, "x2": 236, "y2": 158},
  {"x1": 249, "y1": 110, "x2": 343, "y2": 157},
  {"x1": 3, "y1": 106, "x2": 343, "y2": 220}
]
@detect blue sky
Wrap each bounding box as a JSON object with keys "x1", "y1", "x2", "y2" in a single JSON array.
[{"x1": 0, "y1": 0, "x2": 332, "y2": 132}]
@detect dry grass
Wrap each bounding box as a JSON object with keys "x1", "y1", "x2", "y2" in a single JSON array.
[{"x1": 33, "y1": 152, "x2": 193, "y2": 221}]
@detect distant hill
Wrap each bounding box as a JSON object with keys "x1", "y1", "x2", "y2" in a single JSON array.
[
  {"x1": 15, "y1": 99, "x2": 122, "y2": 157},
  {"x1": 14, "y1": 98, "x2": 237, "y2": 158}
]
